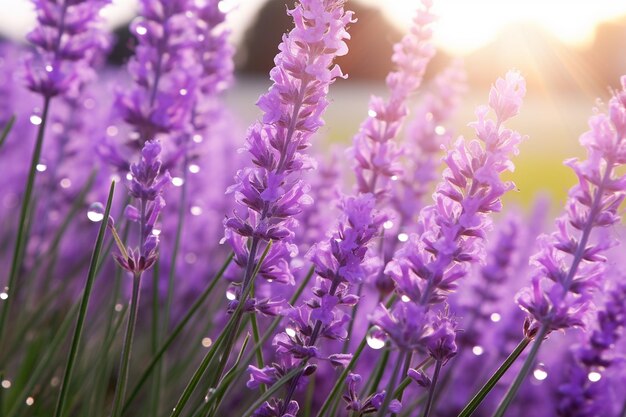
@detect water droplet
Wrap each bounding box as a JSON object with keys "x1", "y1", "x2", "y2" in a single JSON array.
[
  {"x1": 201, "y1": 337, "x2": 212, "y2": 347},
  {"x1": 397, "y1": 233, "x2": 409, "y2": 242},
  {"x1": 588, "y1": 371, "x2": 601, "y2": 382},
  {"x1": 87, "y1": 202, "x2": 105, "y2": 222},
  {"x1": 126, "y1": 173, "x2": 133, "y2": 181},
  {"x1": 0, "y1": 292, "x2": 7, "y2": 300},
  {"x1": 1, "y1": 380, "x2": 11, "y2": 389},
  {"x1": 189, "y1": 164, "x2": 200, "y2": 174},
  {"x1": 152, "y1": 228, "x2": 161, "y2": 236},
  {"x1": 368, "y1": 109, "x2": 377, "y2": 118},
  {"x1": 383, "y1": 220, "x2": 393, "y2": 230},
  {"x1": 171, "y1": 177, "x2": 184, "y2": 187},
  {"x1": 366, "y1": 326, "x2": 386, "y2": 350},
  {"x1": 30, "y1": 115, "x2": 42, "y2": 125},
  {"x1": 425, "y1": 112, "x2": 434, "y2": 121},
  {"x1": 533, "y1": 364, "x2": 548, "y2": 381},
  {"x1": 192, "y1": 134, "x2": 203, "y2": 143},
  {"x1": 45, "y1": 64, "x2": 53, "y2": 72},
  {"x1": 50, "y1": 376, "x2": 60, "y2": 387},
  {"x1": 36, "y1": 163, "x2": 47, "y2": 172},
  {"x1": 185, "y1": 253, "x2": 197, "y2": 264},
  {"x1": 400, "y1": 295, "x2": 410, "y2": 303},
  {"x1": 190, "y1": 206, "x2": 202, "y2": 216},
  {"x1": 390, "y1": 175, "x2": 398, "y2": 181},
  {"x1": 435, "y1": 125, "x2": 446, "y2": 135},
  {"x1": 26, "y1": 397, "x2": 34, "y2": 406},
  {"x1": 472, "y1": 345, "x2": 484, "y2": 356},
  {"x1": 135, "y1": 25, "x2": 147, "y2": 35},
  {"x1": 60, "y1": 178, "x2": 72, "y2": 188},
  {"x1": 225, "y1": 289, "x2": 236, "y2": 301},
  {"x1": 106, "y1": 125, "x2": 118, "y2": 136},
  {"x1": 114, "y1": 303, "x2": 123, "y2": 312},
  {"x1": 490, "y1": 313, "x2": 501, "y2": 323},
  {"x1": 285, "y1": 327, "x2": 296, "y2": 338},
  {"x1": 179, "y1": 88, "x2": 188, "y2": 96}
]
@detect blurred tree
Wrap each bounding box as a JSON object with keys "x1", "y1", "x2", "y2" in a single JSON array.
[{"x1": 237, "y1": 0, "x2": 405, "y2": 81}]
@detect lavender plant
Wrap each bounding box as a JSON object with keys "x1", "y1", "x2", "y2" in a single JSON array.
[{"x1": 2, "y1": 2, "x2": 626, "y2": 417}]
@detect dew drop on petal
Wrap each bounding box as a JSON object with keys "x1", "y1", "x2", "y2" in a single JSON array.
[
  {"x1": 400, "y1": 295, "x2": 410, "y2": 303},
  {"x1": 172, "y1": 177, "x2": 184, "y2": 187},
  {"x1": 60, "y1": 178, "x2": 72, "y2": 188},
  {"x1": 490, "y1": 312, "x2": 501, "y2": 322},
  {"x1": 435, "y1": 125, "x2": 446, "y2": 135},
  {"x1": 472, "y1": 345, "x2": 484, "y2": 356},
  {"x1": 397, "y1": 233, "x2": 409, "y2": 242},
  {"x1": 36, "y1": 163, "x2": 47, "y2": 172},
  {"x1": 179, "y1": 88, "x2": 188, "y2": 96},
  {"x1": 225, "y1": 289, "x2": 236, "y2": 301},
  {"x1": 285, "y1": 327, "x2": 296, "y2": 338},
  {"x1": 189, "y1": 164, "x2": 200, "y2": 174},
  {"x1": 366, "y1": 326, "x2": 386, "y2": 350},
  {"x1": 87, "y1": 202, "x2": 105, "y2": 222},
  {"x1": 190, "y1": 206, "x2": 202, "y2": 216},
  {"x1": 533, "y1": 364, "x2": 548, "y2": 381},
  {"x1": 126, "y1": 173, "x2": 133, "y2": 181},
  {"x1": 588, "y1": 371, "x2": 601, "y2": 382},
  {"x1": 135, "y1": 25, "x2": 147, "y2": 35},
  {"x1": 193, "y1": 134, "x2": 203, "y2": 143},
  {"x1": 0, "y1": 292, "x2": 8, "y2": 300},
  {"x1": 368, "y1": 109, "x2": 377, "y2": 118},
  {"x1": 383, "y1": 220, "x2": 393, "y2": 230},
  {"x1": 30, "y1": 115, "x2": 42, "y2": 125}
]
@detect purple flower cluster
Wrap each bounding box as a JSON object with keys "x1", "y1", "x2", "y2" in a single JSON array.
[
  {"x1": 24, "y1": 0, "x2": 110, "y2": 98},
  {"x1": 112, "y1": 140, "x2": 170, "y2": 274},
  {"x1": 351, "y1": 0, "x2": 436, "y2": 198},
  {"x1": 224, "y1": 0, "x2": 353, "y2": 301},
  {"x1": 386, "y1": 71, "x2": 526, "y2": 309},
  {"x1": 516, "y1": 76, "x2": 626, "y2": 336},
  {"x1": 557, "y1": 284, "x2": 626, "y2": 417},
  {"x1": 115, "y1": 0, "x2": 201, "y2": 144}
]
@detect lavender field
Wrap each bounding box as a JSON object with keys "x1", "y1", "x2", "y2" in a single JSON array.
[{"x1": 0, "y1": 1, "x2": 625, "y2": 417}]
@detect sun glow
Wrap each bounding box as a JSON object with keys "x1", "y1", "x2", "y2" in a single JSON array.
[{"x1": 381, "y1": 0, "x2": 626, "y2": 55}]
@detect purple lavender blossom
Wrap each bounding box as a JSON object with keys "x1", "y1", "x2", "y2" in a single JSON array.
[
  {"x1": 386, "y1": 70, "x2": 526, "y2": 309},
  {"x1": 112, "y1": 140, "x2": 170, "y2": 274},
  {"x1": 24, "y1": 0, "x2": 110, "y2": 98},
  {"x1": 342, "y1": 373, "x2": 401, "y2": 415},
  {"x1": 391, "y1": 59, "x2": 467, "y2": 230},
  {"x1": 115, "y1": 0, "x2": 201, "y2": 146},
  {"x1": 516, "y1": 76, "x2": 626, "y2": 336},
  {"x1": 557, "y1": 284, "x2": 626, "y2": 417},
  {"x1": 350, "y1": 0, "x2": 435, "y2": 199},
  {"x1": 224, "y1": 0, "x2": 353, "y2": 300}
]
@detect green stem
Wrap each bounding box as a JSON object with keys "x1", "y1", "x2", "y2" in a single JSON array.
[
  {"x1": 168, "y1": 242, "x2": 273, "y2": 417},
  {"x1": 315, "y1": 338, "x2": 367, "y2": 417},
  {"x1": 111, "y1": 272, "x2": 143, "y2": 417},
  {"x1": 150, "y1": 262, "x2": 162, "y2": 417},
  {"x1": 376, "y1": 351, "x2": 406, "y2": 417},
  {"x1": 0, "y1": 96, "x2": 52, "y2": 348},
  {"x1": 250, "y1": 312, "x2": 266, "y2": 393},
  {"x1": 240, "y1": 365, "x2": 306, "y2": 417},
  {"x1": 52, "y1": 181, "x2": 115, "y2": 417},
  {"x1": 0, "y1": 115, "x2": 16, "y2": 149},
  {"x1": 457, "y1": 336, "x2": 532, "y2": 417},
  {"x1": 362, "y1": 348, "x2": 390, "y2": 396},
  {"x1": 421, "y1": 360, "x2": 442, "y2": 417},
  {"x1": 492, "y1": 326, "x2": 548, "y2": 417},
  {"x1": 122, "y1": 254, "x2": 233, "y2": 413}
]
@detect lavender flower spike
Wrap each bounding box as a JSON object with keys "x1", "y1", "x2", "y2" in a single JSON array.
[
  {"x1": 557, "y1": 284, "x2": 626, "y2": 417},
  {"x1": 386, "y1": 71, "x2": 526, "y2": 308},
  {"x1": 25, "y1": 0, "x2": 111, "y2": 98},
  {"x1": 112, "y1": 140, "x2": 170, "y2": 274},
  {"x1": 351, "y1": 0, "x2": 435, "y2": 198},
  {"x1": 516, "y1": 76, "x2": 626, "y2": 336},
  {"x1": 225, "y1": 0, "x2": 353, "y2": 292}
]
